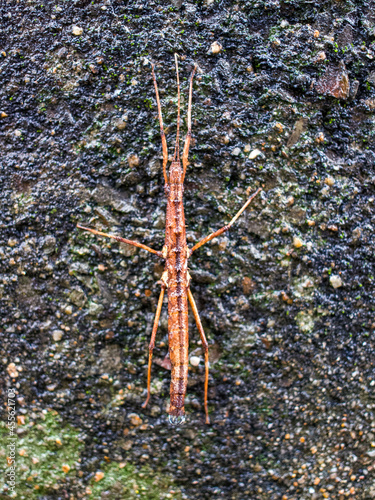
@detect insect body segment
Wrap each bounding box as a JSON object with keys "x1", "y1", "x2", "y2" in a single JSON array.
[
  {"x1": 165, "y1": 161, "x2": 189, "y2": 423},
  {"x1": 77, "y1": 55, "x2": 261, "y2": 425}
]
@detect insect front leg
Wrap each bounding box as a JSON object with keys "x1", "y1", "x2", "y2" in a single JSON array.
[
  {"x1": 77, "y1": 225, "x2": 162, "y2": 257},
  {"x1": 142, "y1": 271, "x2": 168, "y2": 410},
  {"x1": 187, "y1": 288, "x2": 210, "y2": 424},
  {"x1": 181, "y1": 64, "x2": 197, "y2": 182},
  {"x1": 190, "y1": 187, "x2": 262, "y2": 254},
  {"x1": 151, "y1": 63, "x2": 169, "y2": 185}
]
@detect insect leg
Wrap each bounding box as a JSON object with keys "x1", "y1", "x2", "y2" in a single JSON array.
[
  {"x1": 181, "y1": 64, "x2": 197, "y2": 183},
  {"x1": 187, "y1": 288, "x2": 210, "y2": 424},
  {"x1": 142, "y1": 281, "x2": 167, "y2": 409},
  {"x1": 151, "y1": 63, "x2": 169, "y2": 185},
  {"x1": 77, "y1": 225, "x2": 163, "y2": 257},
  {"x1": 190, "y1": 187, "x2": 262, "y2": 254}
]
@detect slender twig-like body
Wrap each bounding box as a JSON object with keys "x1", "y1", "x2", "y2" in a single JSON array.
[
  {"x1": 77, "y1": 55, "x2": 261, "y2": 425},
  {"x1": 165, "y1": 160, "x2": 190, "y2": 421}
]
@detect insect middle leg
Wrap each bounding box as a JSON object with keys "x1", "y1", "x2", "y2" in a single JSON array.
[
  {"x1": 190, "y1": 187, "x2": 262, "y2": 254},
  {"x1": 187, "y1": 288, "x2": 210, "y2": 424},
  {"x1": 142, "y1": 275, "x2": 167, "y2": 409}
]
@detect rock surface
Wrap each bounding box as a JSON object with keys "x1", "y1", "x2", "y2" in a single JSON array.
[{"x1": 1, "y1": 1, "x2": 375, "y2": 499}]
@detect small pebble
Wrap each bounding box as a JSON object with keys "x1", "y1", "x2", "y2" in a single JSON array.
[
  {"x1": 64, "y1": 305, "x2": 73, "y2": 315},
  {"x1": 7, "y1": 362, "x2": 19, "y2": 378},
  {"x1": 72, "y1": 26, "x2": 83, "y2": 36},
  {"x1": 293, "y1": 236, "x2": 303, "y2": 248},
  {"x1": 324, "y1": 177, "x2": 335, "y2": 186},
  {"x1": 115, "y1": 117, "x2": 127, "y2": 130},
  {"x1": 190, "y1": 356, "x2": 201, "y2": 367},
  {"x1": 128, "y1": 153, "x2": 140, "y2": 168},
  {"x1": 249, "y1": 149, "x2": 261, "y2": 159},
  {"x1": 128, "y1": 413, "x2": 142, "y2": 426},
  {"x1": 52, "y1": 330, "x2": 63, "y2": 341},
  {"x1": 244, "y1": 144, "x2": 251, "y2": 152},
  {"x1": 315, "y1": 132, "x2": 325, "y2": 143},
  {"x1": 232, "y1": 147, "x2": 241, "y2": 156},
  {"x1": 210, "y1": 41, "x2": 222, "y2": 54},
  {"x1": 94, "y1": 471, "x2": 105, "y2": 482},
  {"x1": 330, "y1": 275, "x2": 342, "y2": 288},
  {"x1": 274, "y1": 122, "x2": 284, "y2": 133},
  {"x1": 286, "y1": 196, "x2": 294, "y2": 206}
]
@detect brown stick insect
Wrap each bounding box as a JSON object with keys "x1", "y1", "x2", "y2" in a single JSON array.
[{"x1": 77, "y1": 55, "x2": 261, "y2": 425}]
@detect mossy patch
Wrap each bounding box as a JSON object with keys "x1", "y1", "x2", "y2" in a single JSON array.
[
  {"x1": 295, "y1": 310, "x2": 315, "y2": 333},
  {"x1": 0, "y1": 411, "x2": 183, "y2": 499},
  {"x1": 0, "y1": 409, "x2": 84, "y2": 498},
  {"x1": 87, "y1": 461, "x2": 183, "y2": 499}
]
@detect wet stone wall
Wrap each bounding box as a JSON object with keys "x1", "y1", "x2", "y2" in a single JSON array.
[{"x1": 1, "y1": 0, "x2": 375, "y2": 499}]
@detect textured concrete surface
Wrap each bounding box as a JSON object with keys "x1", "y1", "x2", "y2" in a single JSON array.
[{"x1": 1, "y1": 1, "x2": 375, "y2": 498}]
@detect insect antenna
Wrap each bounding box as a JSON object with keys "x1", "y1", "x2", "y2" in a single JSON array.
[{"x1": 173, "y1": 53, "x2": 181, "y2": 162}]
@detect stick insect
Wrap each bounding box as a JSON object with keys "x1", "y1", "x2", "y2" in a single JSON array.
[{"x1": 77, "y1": 55, "x2": 261, "y2": 425}]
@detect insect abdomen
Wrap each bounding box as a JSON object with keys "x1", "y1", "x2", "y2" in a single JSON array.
[{"x1": 166, "y1": 176, "x2": 189, "y2": 420}]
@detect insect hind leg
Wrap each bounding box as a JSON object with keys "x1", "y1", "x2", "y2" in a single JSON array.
[
  {"x1": 142, "y1": 275, "x2": 167, "y2": 410},
  {"x1": 187, "y1": 288, "x2": 210, "y2": 424}
]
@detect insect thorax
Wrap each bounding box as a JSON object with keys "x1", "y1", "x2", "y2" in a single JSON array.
[{"x1": 169, "y1": 161, "x2": 183, "y2": 184}]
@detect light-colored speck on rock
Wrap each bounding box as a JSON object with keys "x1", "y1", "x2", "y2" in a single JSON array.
[
  {"x1": 128, "y1": 153, "x2": 140, "y2": 168},
  {"x1": 249, "y1": 149, "x2": 262, "y2": 159},
  {"x1": 325, "y1": 177, "x2": 335, "y2": 186},
  {"x1": 330, "y1": 275, "x2": 342, "y2": 288},
  {"x1": 293, "y1": 236, "x2": 304, "y2": 248},
  {"x1": 210, "y1": 41, "x2": 222, "y2": 54},
  {"x1": 7, "y1": 362, "x2": 19, "y2": 378},
  {"x1": 190, "y1": 356, "x2": 201, "y2": 367},
  {"x1": 72, "y1": 26, "x2": 83, "y2": 36},
  {"x1": 52, "y1": 330, "x2": 63, "y2": 341},
  {"x1": 232, "y1": 147, "x2": 241, "y2": 156}
]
